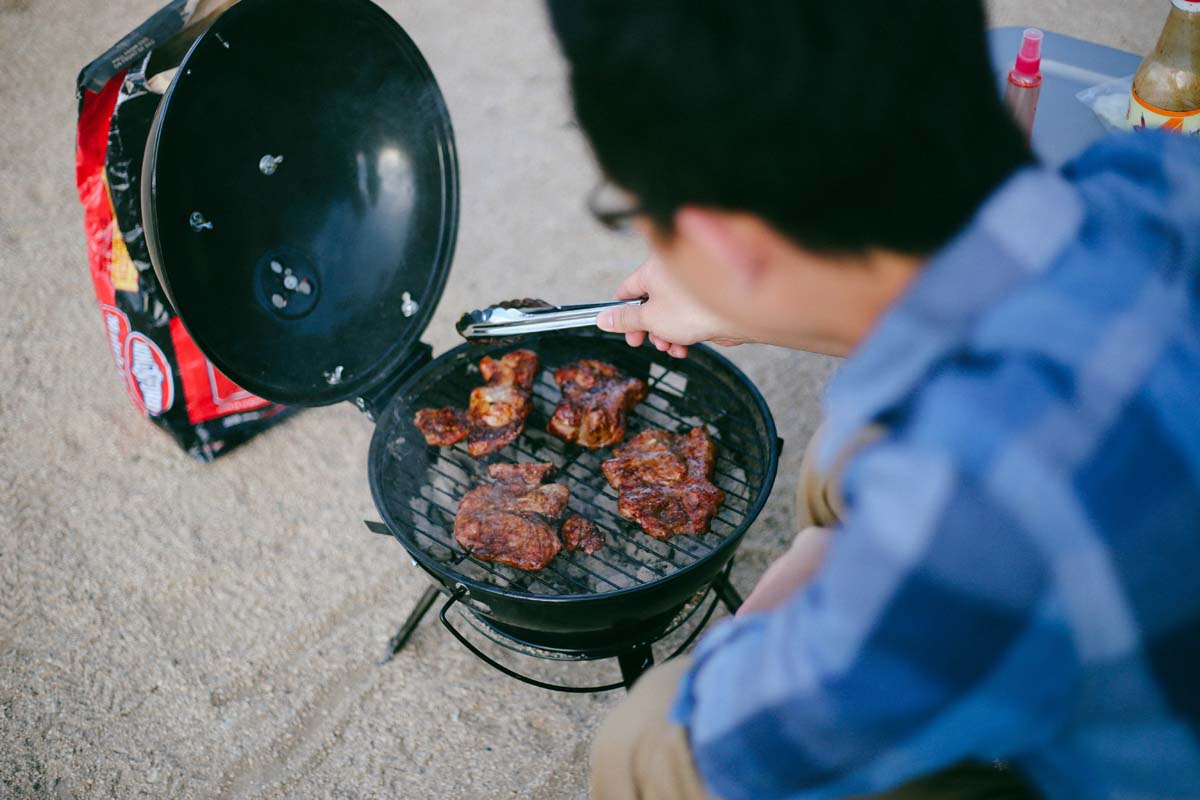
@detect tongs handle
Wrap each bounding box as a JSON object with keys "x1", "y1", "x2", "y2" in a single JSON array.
[{"x1": 458, "y1": 298, "x2": 646, "y2": 339}]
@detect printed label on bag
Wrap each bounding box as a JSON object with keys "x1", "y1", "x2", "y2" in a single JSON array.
[
  {"x1": 102, "y1": 169, "x2": 139, "y2": 293},
  {"x1": 1128, "y1": 90, "x2": 1200, "y2": 134},
  {"x1": 124, "y1": 332, "x2": 175, "y2": 416},
  {"x1": 100, "y1": 305, "x2": 130, "y2": 371}
]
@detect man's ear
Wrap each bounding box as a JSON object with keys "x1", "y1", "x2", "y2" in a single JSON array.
[{"x1": 674, "y1": 207, "x2": 768, "y2": 285}]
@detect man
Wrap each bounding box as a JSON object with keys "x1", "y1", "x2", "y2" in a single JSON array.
[{"x1": 544, "y1": 1, "x2": 1200, "y2": 798}]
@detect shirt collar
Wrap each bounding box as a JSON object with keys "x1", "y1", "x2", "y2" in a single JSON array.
[{"x1": 818, "y1": 164, "x2": 1086, "y2": 470}]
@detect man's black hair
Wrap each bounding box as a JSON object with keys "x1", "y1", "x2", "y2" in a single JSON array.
[{"x1": 547, "y1": 0, "x2": 1033, "y2": 255}]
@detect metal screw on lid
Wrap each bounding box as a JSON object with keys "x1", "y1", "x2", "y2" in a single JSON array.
[
  {"x1": 401, "y1": 292, "x2": 419, "y2": 318},
  {"x1": 189, "y1": 212, "x2": 213, "y2": 232},
  {"x1": 258, "y1": 154, "x2": 284, "y2": 175}
]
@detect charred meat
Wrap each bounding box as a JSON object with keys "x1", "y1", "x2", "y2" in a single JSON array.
[
  {"x1": 413, "y1": 407, "x2": 469, "y2": 446},
  {"x1": 466, "y1": 350, "x2": 539, "y2": 457},
  {"x1": 547, "y1": 360, "x2": 648, "y2": 449},
  {"x1": 600, "y1": 430, "x2": 687, "y2": 489},
  {"x1": 601, "y1": 427, "x2": 724, "y2": 539},
  {"x1": 562, "y1": 515, "x2": 605, "y2": 555},
  {"x1": 454, "y1": 462, "x2": 569, "y2": 571},
  {"x1": 454, "y1": 512, "x2": 561, "y2": 572},
  {"x1": 413, "y1": 350, "x2": 539, "y2": 457},
  {"x1": 486, "y1": 461, "x2": 558, "y2": 491}
]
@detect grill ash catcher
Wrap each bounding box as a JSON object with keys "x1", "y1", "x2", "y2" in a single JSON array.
[{"x1": 142, "y1": 0, "x2": 780, "y2": 691}]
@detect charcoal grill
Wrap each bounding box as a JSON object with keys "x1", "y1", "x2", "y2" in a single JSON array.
[
  {"x1": 140, "y1": 0, "x2": 780, "y2": 690},
  {"x1": 369, "y1": 331, "x2": 778, "y2": 687}
]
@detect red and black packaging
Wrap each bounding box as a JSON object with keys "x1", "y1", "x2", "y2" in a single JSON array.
[{"x1": 75, "y1": 1, "x2": 297, "y2": 462}]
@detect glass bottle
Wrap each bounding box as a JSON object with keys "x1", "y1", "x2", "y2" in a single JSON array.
[{"x1": 1127, "y1": 0, "x2": 1200, "y2": 133}]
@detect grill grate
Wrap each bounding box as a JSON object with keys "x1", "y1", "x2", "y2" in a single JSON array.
[{"x1": 371, "y1": 332, "x2": 774, "y2": 599}]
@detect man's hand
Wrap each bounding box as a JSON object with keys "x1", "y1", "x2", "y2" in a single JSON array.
[
  {"x1": 596, "y1": 258, "x2": 752, "y2": 358},
  {"x1": 737, "y1": 527, "x2": 833, "y2": 616}
]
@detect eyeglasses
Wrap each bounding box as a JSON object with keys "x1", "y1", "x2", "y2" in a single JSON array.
[{"x1": 587, "y1": 180, "x2": 643, "y2": 234}]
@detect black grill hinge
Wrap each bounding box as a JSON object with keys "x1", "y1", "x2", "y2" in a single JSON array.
[{"x1": 354, "y1": 342, "x2": 434, "y2": 421}]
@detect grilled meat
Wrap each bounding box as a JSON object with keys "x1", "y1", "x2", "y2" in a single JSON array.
[
  {"x1": 600, "y1": 430, "x2": 687, "y2": 489},
  {"x1": 548, "y1": 360, "x2": 648, "y2": 449},
  {"x1": 615, "y1": 482, "x2": 725, "y2": 539},
  {"x1": 673, "y1": 425, "x2": 718, "y2": 476},
  {"x1": 479, "y1": 349, "x2": 540, "y2": 387},
  {"x1": 458, "y1": 463, "x2": 570, "y2": 520},
  {"x1": 413, "y1": 350, "x2": 539, "y2": 457},
  {"x1": 487, "y1": 461, "x2": 557, "y2": 490},
  {"x1": 601, "y1": 427, "x2": 724, "y2": 539},
  {"x1": 454, "y1": 511, "x2": 562, "y2": 572},
  {"x1": 466, "y1": 350, "x2": 539, "y2": 457},
  {"x1": 414, "y1": 407, "x2": 469, "y2": 446},
  {"x1": 455, "y1": 462, "x2": 568, "y2": 571},
  {"x1": 562, "y1": 515, "x2": 605, "y2": 554}
]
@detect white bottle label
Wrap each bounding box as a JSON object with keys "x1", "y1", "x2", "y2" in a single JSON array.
[{"x1": 1127, "y1": 89, "x2": 1200, "y2": 133}]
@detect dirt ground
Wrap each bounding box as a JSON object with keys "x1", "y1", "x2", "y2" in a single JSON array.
[{"x1": 0, "y1": 1, "x2": 1164, "y2": 798}]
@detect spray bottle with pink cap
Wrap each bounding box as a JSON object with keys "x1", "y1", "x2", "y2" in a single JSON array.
[{"x1": 1004, "y1": 28, "x2": 1044, "y2": 142}]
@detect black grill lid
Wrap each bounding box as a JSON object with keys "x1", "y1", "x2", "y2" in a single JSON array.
[{"x1": 142, "y1": 0, "x2": 458, "y2": 406}]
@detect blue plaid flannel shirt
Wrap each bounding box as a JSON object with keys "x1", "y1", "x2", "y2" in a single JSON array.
[{"x1": 671, "y1": 133, "x2": 1200, "y2": 800}]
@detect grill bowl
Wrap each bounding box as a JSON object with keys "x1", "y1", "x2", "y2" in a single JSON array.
[{"x1": 368, "y1": 331, "x2": 779, "y2": 644}]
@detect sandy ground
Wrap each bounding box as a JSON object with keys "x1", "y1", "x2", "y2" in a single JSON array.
[{"x1": 0, "y1": 1, "x2": 1165, "y2": 798}]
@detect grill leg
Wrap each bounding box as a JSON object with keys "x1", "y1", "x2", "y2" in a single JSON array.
[
  {"x1": 382, "y1": 585, "x2": 441, "y2": 663},
  {"x1": 713, "y1": 573, "x2": 744, "y2": 614},
  {"x1": 617, "y1": 643, "x2": 655, "y2": 690}
]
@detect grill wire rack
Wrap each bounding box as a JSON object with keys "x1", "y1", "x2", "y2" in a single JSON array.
[{"x1": 374, "y1": 335, "x2": 771, "y2": 599}]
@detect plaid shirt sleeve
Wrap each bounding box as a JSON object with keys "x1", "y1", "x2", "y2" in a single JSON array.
[
  {"x1": 671, "y1": 133, "x2": 1200, "y2": 800},
  {"x1": 671, "y1": 436, "x2": 1078, "y2": 800}
]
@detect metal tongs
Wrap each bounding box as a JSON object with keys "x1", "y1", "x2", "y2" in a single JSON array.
[{"x1": 456, "y1": 298, "x2": 646, "y2": 341}]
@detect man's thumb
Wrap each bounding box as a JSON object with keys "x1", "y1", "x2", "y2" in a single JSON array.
[{"x1": 597, "y1": 304, "x2": 644, "y2": 333}]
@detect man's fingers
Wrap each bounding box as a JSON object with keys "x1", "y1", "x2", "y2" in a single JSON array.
[
  {"x1": 625, "y1": 331, "x2": 646, "y2": 348},
  {"x1": 597, "y1": 303, "x2": 646, "y2": 333},
  {"x1": 614, "y1": 262, "x2": 653, "y2": 301},
  {"x1": 668, "y1": 344, "x2": 688, "y2": 359}
]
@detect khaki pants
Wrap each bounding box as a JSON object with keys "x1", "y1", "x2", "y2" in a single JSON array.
[{"x1": 591, "y1": 428, "x2": 1037, "y2": 800}]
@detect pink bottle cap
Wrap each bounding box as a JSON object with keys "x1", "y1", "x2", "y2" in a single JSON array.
[{"x1": 1014, "y1": 28, "x2": 1043, "y2": 76}]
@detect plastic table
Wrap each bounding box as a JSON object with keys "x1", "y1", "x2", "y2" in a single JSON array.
[{"x1": 989, "y1": 27, "x2": 1141, "y2": 167}]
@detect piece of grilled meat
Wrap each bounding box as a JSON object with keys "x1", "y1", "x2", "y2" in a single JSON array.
[
  {"x1": 562, "y1": 515, "x2": 605, "y2": 555},
  {"x1": 413, "y1": 350, "x2": 539, "y2": 456},
  {"x1": 454, "y1": 462, "x2": 569, "y2": 571},
  {"x1": 601, "y1": 427, "x2": 724, "y2": 539},
  {"x1": 547, "y1": 360, "x2": 648, "y2": 449},
  {"x1": 467, "y1": 350, "x2": 539, "y2": 457},
  {"x1": 413, "y1": 407, "x2": 469, "y2": 446}
]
